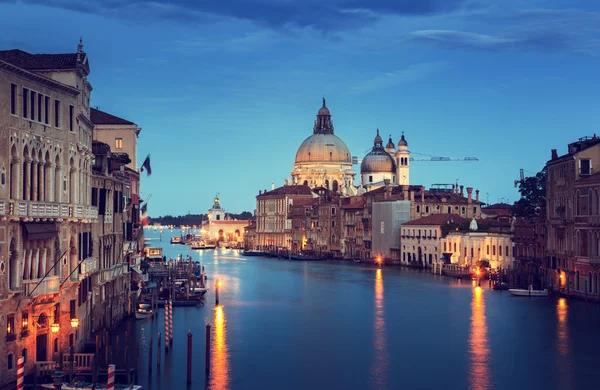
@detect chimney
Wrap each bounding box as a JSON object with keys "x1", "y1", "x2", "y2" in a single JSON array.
[
  {"x1": 467, "y1": 187, "x2": 473, "y2": 204},
  {"x1": 551, "y1": 149, "x2": 558, "y2": 160},
  {"x1": 460, "y1": 185, "x2": 464, "y2": 197},
  {"x1": 475, "y1": 189, "x2": 480, "y2": 202},
  {"x1": 421, "y1": 186, "x2": 425, "y2": 203},
  {"x1": 402, "y1": 185, "x2": 409, "y2": 200}
]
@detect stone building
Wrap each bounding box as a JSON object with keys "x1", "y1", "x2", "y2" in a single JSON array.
[
  {"x1": 401, "y1": 214, "x2": 468, "y2": 267},
  {"x1": 360, "y1": 130, "x2": 410, "y2": 190},
  {"x1": 0, "y1": 43, "x2": 96, "y2": 386},
  {"x1": 289, "y1": 198, "x2": 316, "y2": 253},
  {"x1": 313, "y1": 188, "x2": 343, "y2": 257},
  {"x1": 255, "y1": 185, "x2": 314, "y2": 250},
  {"x1": 545, "y1": 136, "x2": 600, "y2": 297},
  {"x1": 340, "y1": 197, "x2": 364, "y2": 259},
  {"x1": 513, "y1": 215, "x2": 546, "y2": 289},
  {"x1": 91, "y1": 108, "x2": 141, "y2": 170},
  {"x1": 291, "y1": 99, "x2": 356, "y2": 195},
  {"x1": 204, "y1": 195, "x2": 249, "y2": 244},
  {"x1": 243, "y1": 221, "x2": 257, "y2": 250}
]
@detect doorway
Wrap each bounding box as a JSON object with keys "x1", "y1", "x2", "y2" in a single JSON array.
[{"x1": 36, "y1": 333, "x2": 48, "y2": 362}]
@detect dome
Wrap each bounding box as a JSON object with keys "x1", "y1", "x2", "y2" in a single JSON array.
[
  {"x1": 398, "y1": 132, "x2": 408, "y2": 147},
  {"x1": 318, "y1": 106, "x2": 331, "y2": 116},
  {"x1": 295, "y1": 133, "x2": 352, "y2": 164},
  {"x1": 385, "y1": 135, "x2": 395, "y2": 152},
  {"x1": 361, "y1": 129, "x2": 396, "y2": 174}
]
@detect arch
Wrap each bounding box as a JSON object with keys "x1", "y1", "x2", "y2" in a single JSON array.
[
  {"x1": 69, "y1": 157, "x2": 76, "y2": 204},
  {"x1": 234, "y1": 229, "x2": 240, "y2": 238},
  {"x1": 332, "y1": 180, "x2": 339, "y2": 193},
  {"x1": 416, "y1": 205, "x2": 420, "y2": 213},
  {"x1": 69, "y1": 236, "x2": 77, "y2": 278},
  {"x1": 44, "y1": 151, "x2": 51, "y2": 201},
  {"x1": 324, "y1": 179, "x2": 329, "y2": 189},
  {"x1": 218, "y1": 229, "x2": 224, "y2": 241},
  {"x1": 22, "y1": 145, "x2": 30, "y2": 200},
  {"x1": 303, "y1": 180, "x2": 308, "y2": 186},
  {"x1": 9, "y1": 145, "x2": 18, "y2": 199},
  {"x1": 36, "y1": 149, "x2": 43, "y2": 201},
  {"x1": 54, "y1": 154, "x2": 60, "y2": 202},
  {"x1": 596, "y1": 272, "x2": 599, "y2": 294},
  {"x1": 8, "y1": 238, "x2": 18, "y2": 291},
  {"x1": 596, "y1": 189, "x2": 600, "y2": 216},
  {"x1": 588, "y1": 189, "x2": 594, "y2": 216}
]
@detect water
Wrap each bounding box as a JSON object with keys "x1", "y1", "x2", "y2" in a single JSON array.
[{"x1": 117, "y1": 229, "x2": 600, "y2": 390}]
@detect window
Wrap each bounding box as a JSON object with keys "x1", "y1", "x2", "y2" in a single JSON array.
[
  {"x1": 70, "y1": 299, "x2": 76, "y2": 319},
  {"x1": 487, "y1": 245, "x2": 490, "y2": 255},
  {"x1": 21, "y1": 349, "x2": 27, "y2": 363},
  {"x1": 492, "y1": 245, "x2": 496, "y2": 256},
  {"x1": 499, "y1": 246, "x2": 502, "y2": 256},
  {"x1": 30, "y1": 91, "x2": 36, "y2": 119},
  {"x1": 580, "y1": 159, "x2": 591, "y2": 175},
  {"x1": 10, "y1": 83, "x2": 17, "y2": 115},
  {"x1": 37, "y1": 93, "x2": 42, "y2": 121},
  {"x1": 369, "y1": 175, "x2": 373, "y2": 183},
  {"x1": 7, "y1": 314, "x2": 15, "y2": 335},
  {"x1": 453, "y1": 243, "x2": 456, "y2": 252},
  {"x1": 7, "y1": 353, "x2": 14, "y2": 370},
  {"x1": 473, "y1": 207, "x2": 477, "y2": 214},
  {"x1": 0, "y1": 168, "x2": 5, "y2": 187},
  {"x1": 444, "y1": 243, "x2": 447, "y2": 251},
  {"x1": 69, "y1": 105, "x2": 74, "y2": 132},
  {"x1": 331, "y1": 220, "x2": 335, "y2": 228},
  {"x1": 91, "y1": 187, "x2": 98, "y2": 206},
  {"x1": 506, "y1": 246, "x2": 509, "y2": 257},
  {"x1": 461, "y1": 207, "x2": 465, "y2": 214},
  {"x1": 21, "y1": 310, "x2": 28, "y2": 331},
  {"x1": 331, "y1": 207, "x2": 336, "y2": 216},
  {"x1": 425, "y1": 206, "x2": 429, "y2": 213},
  {"x1": 22, "y1": 88, "x2": 28, "y2": 118},
  {"x1": 416, "y1": 206, "x2": 420, "y2": 213},
  {"x1": 447, "y1": 207, "x2": 451, "y2": 214},
  {"x1": 44, "y1": 96, "x2": 50, "y2": 124},
  {"x1": 54, "y1": 100, "x2": 61, "y2": 128}
]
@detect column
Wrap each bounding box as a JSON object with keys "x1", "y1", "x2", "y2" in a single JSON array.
[
  {"x1": 39, "y1": 163, "x2": 45, "y2": 202},
  {"x1": 24, "y1": 159, "x2": 31, "y2": 201},
  {"x1": 31, "y1": 161, "x2": 38, "y2": 202}
]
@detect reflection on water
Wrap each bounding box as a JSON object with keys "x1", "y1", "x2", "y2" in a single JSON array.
[
  {"x1": 209, "y1": 306, "x2": 230, "y2": 390},
  {"x1": 468, "y1": 286, "x2": 491, "y2": 390},
  {"x1": 556, "y1": 298, "x2": 568, "y2": 355},
  {"x1": 371, "y1": 269, "x2": 388, "y2": 388}
]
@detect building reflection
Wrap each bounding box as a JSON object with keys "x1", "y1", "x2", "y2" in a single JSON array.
[
  {"x1": 371, "y1": 269, "x2": 388, "y2": 388},
  {"x1": 209, "y1": 305, "x2": 230, "y2": 389},
  {"x1": 468, "y1": 286, "x2": 491, "y2": 390},
  {"x1": 556, "y1": 298, "x2": 568, "y2": 356}
]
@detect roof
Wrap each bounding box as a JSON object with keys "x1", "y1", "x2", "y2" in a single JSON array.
[
  {"x1": 91, "y1": 108, "x2": 135, "y2": 125},
  {"x1": 210, "y1": 220, "x2": 250, "y2": 225},
  {"x1": 402, "y1": 213, "x2": 467, "y2": 226},
  {"x1": 342, "y1": 198, "x2": 364, "y2": 210},
  {"x1": 257, "y1": 185, "x2": 314, "y2": 198},
  {"x1": 0, "y1": 49, "x2": 88, "y2": 72}
]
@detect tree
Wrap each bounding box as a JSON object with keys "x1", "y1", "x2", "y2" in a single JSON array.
[{"x1": 513, "y1": 168, "x2": 546, "y2": 218}]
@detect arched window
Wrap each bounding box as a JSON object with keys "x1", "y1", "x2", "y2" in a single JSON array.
[
  {"x1": 54, "y1": 155, "x2": 61, "y2": 202},
  {"x1": 9, "y1": 238, "x2": 18, "y2": 291},
  {"x1": 303, "y1": 180, "x2": 308, "y2": 186},
  {"x1": 9, "y1": 145, "x2": 18, "y2": 199},
  {"x1": 444, "y1": 242, "x2": 446, "y2": 251},
  {"x1": 453, "y1": 243, "x2": 456, "y2": 252},
  {"x1": 22, "y1": 349, "x2": 27, "y2": 363},
  {"x1": 332, "y1": 180, "x2": 339, "y2": 193},
  {"x1": 324, "y1": 179, "x2": 329, "y2": 189},
  {"x1": 499, "y1": 246, "x2": 502, "y2": 256},
  {"x1": 447, "y1": 207, "x2": 451, "y2": 214},
  {"x1": 425, "y1": 206, "x2": 429, "y2": 213},
  {"x1": 588, "y1": 272, "x2": 593, "y2": 293},
  {"x1": 331, "y1": 220, "x2": 335, "y2": 228},
  {"x1": 492, "y1": 245, "x2": 496, "y2": 256},
  {"x1": 589, "y1": 189, "x2": 594, "y2": 216},
  {"x1": 487, "y1": 245, "x2": 490, "y2": 255},
  {"x1": 461, "y1": 207, "x2": 465, "y2": 214},
  {"x1": 416, "y1": 206, "x2": 420, "y2": 213},
  {"x1": 506, "y1": 246, "x2": 509, "y2": 258},
  {"x1": 595, "y1": 272, "x2": 599, "y2": 294}
]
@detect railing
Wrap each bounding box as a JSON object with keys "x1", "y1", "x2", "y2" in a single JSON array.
[
  {"x1": 589, "y1": 256, "x2": 600, "y2": 264},
  {"x1": 6, "y1": 200, "x2": 98, "y2": 221},
  {"x1": 23, "y1": 276, "x2": 60, "y2": 296},
  {"x1": 79, "y1": 257, "x2": 98, "y2": 278},
  {"x1": 100, "y1": 263, "x2": 128, "y2": 283},
  {"x1": 589, "y1": 215, "x2": 600, "y2": 225}
]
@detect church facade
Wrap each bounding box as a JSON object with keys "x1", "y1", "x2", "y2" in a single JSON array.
[{"x1": 204, "y1": 195, "x2": 249, "y2": 244}]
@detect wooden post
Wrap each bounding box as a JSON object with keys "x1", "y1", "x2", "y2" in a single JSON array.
[
  {"x1": 148, "y1": 335, "x2": 153, "y2": 374},
  {"x1": 107, "y1": 364, "x2": 115, "y2": 390},
  {"x1": 187, "y1": 331, "x2": 193, "y2": 385},
  {"x1": 105, "y1": 331, "x2": 109, "y2": 368},
  {"x1": 215, "y1": 280, "x2": 220, "y2": 306},
  {"x1": 205, "y1": 324, "x2": 211, "y2": 378},
  {"x1": 69, "y1": 345, "x2": 74, "y2": 383},
  {"x1": 16, "y1": 356, "x2": 24, "y2": 390},
  {"x1": 157, "y1": 332, "x2": 161, "y2": 367},
  {"x1": 165, "y1": 303, "x2": 170, "y2": 352},
  {"x1": 169, "y1": 300, "x2": 173, "y2": 345}
]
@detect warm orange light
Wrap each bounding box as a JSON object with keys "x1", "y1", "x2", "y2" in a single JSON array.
[
  {"x1": 51, "y1": 323, "x2": 60, "y2": 333},
  {"x1": 21, "y1": 318, "x2": 27, "y2": 328},
  {"x1": 476, "y1": 269, "x2": 480, "y2": 276},
  {"x1": 376, "y1": 256, "x2": 382, "y2": 264},
  {"x1": 70, "y1": 318, "x2": 79, "y2": 328},
  {"x1": 210, "y1": 305, "x2": 230, "y2": 389},
  {"x1": 7, "y1": 323, "x2": 11, "y2": 334},
  {"x1": 469, "y1": 283, "x2": 489, "y2": 389},
  {"x1": 216, "y1": 280, "x2": 222, "y2": 288}
]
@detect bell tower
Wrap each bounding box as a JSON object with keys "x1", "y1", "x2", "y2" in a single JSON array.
[
  {"x1": 208, "y1": 194, "x2": 225, "y2": 221},
  {"x1": 395, "y1": 132, "x2": 410, "y2": 185}
]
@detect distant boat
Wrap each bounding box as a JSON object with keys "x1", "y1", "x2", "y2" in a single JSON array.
[
  {"x1": 170, "y1": 236, "x2": 183, "y2": 244},
  {"x1": 135, "y1": 303, "x2": 152, "y2": 320},
  {"x1": 242, "y1": 250, "x2": 265, "y2": 256},
  {"x1": 509, "y1": 285, "x2": 548, "y2": 297},
  {"x1": 290, "y1": 253, "x2": 323, "y2": 261},
  {"x1": 191, "y1": 241, "x2": 216, "y2": 250}
]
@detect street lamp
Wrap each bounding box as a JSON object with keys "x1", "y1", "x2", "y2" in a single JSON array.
[
  {"x1": 51, "y1": 323, "x2": 60, "y2": 333},
  {"x1": 70, "y1": 318, "x2": 79, "y2": 329},
  {"x1": 376, "y1": 256, "x2": 382, "y2": 268}
]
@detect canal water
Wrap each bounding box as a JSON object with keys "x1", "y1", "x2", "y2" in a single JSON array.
[{"x1": 117, "y1": 229, "x2": 600, "y2": 390}]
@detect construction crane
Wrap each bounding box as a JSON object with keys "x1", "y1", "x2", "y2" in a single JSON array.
[
  {"x1": 514, "y1": 169, "x2": 525, "y2": 188},
  {"x1": 354, "y1": 151, "x2": 479, "y2": 165}
]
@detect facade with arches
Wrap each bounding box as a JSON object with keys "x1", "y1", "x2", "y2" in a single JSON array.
[
  {"x1": 0, "y1": 44, "x2": 97, "y2": 386},
  {"x1": 204, "y1": 195, "x2": 250, "y2": 244}
]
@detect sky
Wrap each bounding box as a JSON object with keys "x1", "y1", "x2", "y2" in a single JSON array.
[{"x1": 1, "y1": 0, "x2": 599, "y2": 216}]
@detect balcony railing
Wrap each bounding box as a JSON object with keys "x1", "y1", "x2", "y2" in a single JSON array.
[
  {"x1": 23, "y1": 276, "x2": 60, "y2": 297},
  {"x1": 0, "y1": 200, "x2": 5, "y2": 216},
  {"x1": 589, "y1": 216, "x2": 600, "y2": 226},
  {"x1": 79, "y1": 257, "x2": 98, "y2": 279},
  {"x1": 589, "y1": 256, "x2": 600, "y2": 264},
  {"x1": 7, "y1": 200, "x2": 98, "y2": 222}
]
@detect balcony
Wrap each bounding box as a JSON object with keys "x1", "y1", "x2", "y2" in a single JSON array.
[
  {"x1": 7, "y1": 200, "x2": 98, "y2": 222},
  {"x1": 588, "y1": 216, "x2": 600, "y2": 226},
  {"x1": 79, "y1": 257, "x2": 98, "y2": 279},
  {"x1": 99, "y1": 263, "x2": 128, "y2": 284},
  {"x1": 23, "y1": 276, "x2": 60, "y2": 297},
  {"x1": 589, "y1": 256, "x2": 600, "y2": 265},
  {"x1": 0, "y1": 200, "x2": 5, "y2": 216}
]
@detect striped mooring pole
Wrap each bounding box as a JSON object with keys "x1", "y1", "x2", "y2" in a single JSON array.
[
  {"x1": 16, "y1": 356, "x2": 24, "y2": 390},
  {"x1": 169, "y1": 299, "x2": 173, "y2": 345},
  {"x1": 165, "y1": 301, "x2": 170, "y2": 351},
  {"x1": 107, "y1": 364, "x2": 115, "y2": 390}
]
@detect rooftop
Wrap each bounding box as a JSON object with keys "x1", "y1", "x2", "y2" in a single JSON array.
[
  {"x1": 403, "y1": 213, "x2": 467, "y2": 226},
  {"x1": 0, "y1": 48, "x2": 89, "y2": 72},
  {"x1": 91, "y1": 107, "x2": 135, "y2": 125},
  {"x1": 257, "y1": 185, "x2": 314, "y2": 198}
]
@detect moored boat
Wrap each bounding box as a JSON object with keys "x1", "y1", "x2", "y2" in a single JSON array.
[
  {"x1": 492, "y1": 282, "x2": 509, "y2": 290},
  {"x1": 135, "y1": 303, "x2": 152, "y2": 320},
  {"x1": 509, "y1": 286, "x2": 548, "y2": 297},
  {"x1": 242, "y1": 249, "x2": 265, "y2": 256},
  {"x1": 170, "y1": 236, "x2": 183, "y2": 244}
]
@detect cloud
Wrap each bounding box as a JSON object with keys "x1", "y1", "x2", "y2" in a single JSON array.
[
  {"x1": 6, "y1": 0, "x2": 471, "y2": 32},
  {"x1": 350, "y1": 61, "x2": 449, "y2": 94},
  {"x1": 409, "y1": 28, "x2": 594, "y2": 54}
]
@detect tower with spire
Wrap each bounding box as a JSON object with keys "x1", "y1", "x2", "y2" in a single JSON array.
[{"x1": 395, "y1": 132, "x2": 410, "y2": 185}]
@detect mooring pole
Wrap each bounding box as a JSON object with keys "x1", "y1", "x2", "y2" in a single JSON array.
[
  {"x1": 187, "y1": 331, "x2": 193, "y2": 385},
  {"x1": 157, "y1": 332, "x2": 161, "y2": 367},
  {"x1": 205, "y1": 324, "x2": 211, "y2": 379}
]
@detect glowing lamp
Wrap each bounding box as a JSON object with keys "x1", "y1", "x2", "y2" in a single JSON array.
[
  {"x1": 7, "y1": 323, "x2": 11, "y2": 334},
  {"x1": 51, "y1": 323, "x2": 60, "y2": 333},
  {"x1": 216, "y1": 280, "x2": 222, "y2": 288},
  {"x1": 70, "y1": 318, "x2": 79, "y2": 328},
  {"x1": 476, "y1": 269, "x2": 480, "y2": 276},
  {"x1": 22, "y1": 318, "x2": 28, "y2": 328}
]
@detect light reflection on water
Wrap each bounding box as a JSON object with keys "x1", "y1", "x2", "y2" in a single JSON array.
[
  {"x1": 209, "y1": 305, "x2": 230, "y2": 390},
  {"x1": 370, "y1": 268, "x2": 388, "y2": 388},
  {"x1": 556, "y1": 298, "x2": 573, "y2": 389},
  {"x1": 468, "y1": 286, "x2": 491, "y2": 390}
]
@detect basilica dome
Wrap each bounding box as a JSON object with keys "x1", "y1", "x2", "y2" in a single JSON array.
[{"x1": 361, "y1": 129, "x2": 396, "y2": 174}]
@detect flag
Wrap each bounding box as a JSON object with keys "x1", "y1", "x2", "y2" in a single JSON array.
[{"x1": 140, "y1": 154, "x2": 152, "y2": 176}]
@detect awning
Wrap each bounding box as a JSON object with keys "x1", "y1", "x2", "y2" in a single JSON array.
[
  {"x1": 130, "y1": 266, "x2": 143, "y2": 275},
  {"x1": 24, "y1": 223, "x2": 58, "y2": 240}
]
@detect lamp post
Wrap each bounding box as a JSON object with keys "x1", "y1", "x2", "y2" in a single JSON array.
[{"x1": 376, "y1": 256, "x2": 382, "y2": 268}]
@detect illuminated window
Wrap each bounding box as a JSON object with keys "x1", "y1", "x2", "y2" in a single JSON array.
[{"x1": 115, "y1": 138, "x2": 123, "y2": 149}]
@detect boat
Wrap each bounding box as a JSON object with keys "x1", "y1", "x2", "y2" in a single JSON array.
[
  {"x1": 242, "y1": 250, "x2": 265, "y2": 256},
  {"x1": 135, "y1": 303, "x2": 152, "y2": 320},
  {"x1": 170, "y1": 236, "x2": 183, "y2": 244},
  {"x1": 144, "y1": 247, "x2": 164, "y2": 263},
  {"x1": 509, "y1": 286, "x2": 548, "y2": 297},
  {"x1": 290, "y1": 253, "x2": 323, "y2": 261},
  {"x1": 492, "y1": 282, "x2": 509, "y2": 290},
  {"x1": 191, "y1": 240, "x2": 216, "y2": 250}
]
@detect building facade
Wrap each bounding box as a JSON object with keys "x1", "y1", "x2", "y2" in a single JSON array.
[
  {"x1": 91, "y1": 108, "x2": 141, "y2": 170},
  {"x1": 204, "y1": 195, "x2": 249, "y2": 244}
]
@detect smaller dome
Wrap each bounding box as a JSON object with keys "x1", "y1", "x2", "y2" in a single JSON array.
[
  {"x1": 318, "y1": 106, "x2": 331, "y2": 116},
  {"x1": 386, "y1": 135, "x2": 395, "y2": 151},
  {"x1": 398, "y1": 132, "x2": 408, "y2": 147},
  {"x1": 361, "y1": 129, "x2": 396, "y2": 174}
]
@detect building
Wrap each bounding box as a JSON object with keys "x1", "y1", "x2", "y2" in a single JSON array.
[
  {"x1": 545, "y1": 136, "x2": 600, "y2": 297},
  {"x1": 441, "y1": 219, "x2": 514, "y2": 270},
  {"x1": 243, "y1": 221, "x2": 257, "y2": 250},
  {"x1": 255, "y1": 185, "x2": 314, "y2": 250},
  {"x1": 0, "y1": 43, "x2": 96, "y2": 386},
  {"x1": 341, "y1": 197, "x2": 364, "y2": 259},
  {"x1": 360, "y1": 130, "x2": 410, "y2": 189},
  {"x1": 401, "y1": 214, "x2": 468, "y2": 267},
  {"x1": 513, "y1": 215, "x2": 546, "y2": 289},
  {"x1": 291, "y1": 99, "x2": 356, "y2": 195},
  {"x1": 289, "y1": 198, "x2": 316, "y2": 253},
  {"x1": 371, "y1": 186, "x2": 411, "y2": 262},
  {"x1": 90, "y1": 108, "x2": 141, "y2": 170},
  {"x1": 204, "y1": 195, "x2": 249, "y2": 244}
]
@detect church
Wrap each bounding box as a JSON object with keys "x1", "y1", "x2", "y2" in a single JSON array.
[{"x1": 204, "y1": 195, "x2": 250, "y2": 244}]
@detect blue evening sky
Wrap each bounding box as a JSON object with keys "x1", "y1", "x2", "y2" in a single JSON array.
[{"x1": 1, "y1": 0, "x2": 599, "y2": 216}]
